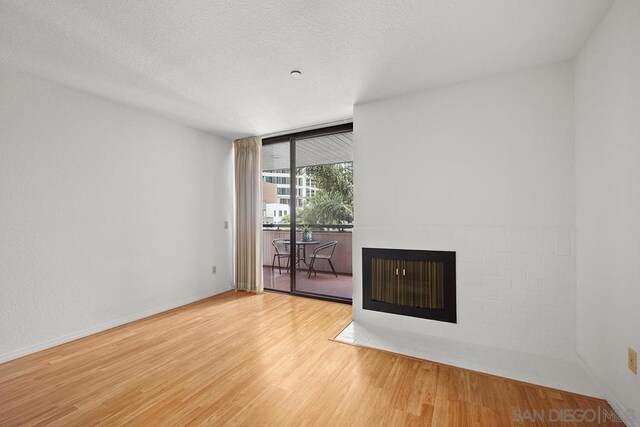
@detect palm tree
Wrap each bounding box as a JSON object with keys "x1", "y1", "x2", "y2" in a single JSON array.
[
  {"x1": 300, "y1": 191, "x2": 352, "y2": 224},
  {"x1": 299, "y1": 163, "x2": 353, "y2": 224}
]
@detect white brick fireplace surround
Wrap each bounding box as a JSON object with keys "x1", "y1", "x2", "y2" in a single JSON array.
[
  {"x1": 352, "y1": 62, "x2": 579, "y2": 362},
  {"x1": 352, "y1": 226, "x2": 577, "y2": 360}
]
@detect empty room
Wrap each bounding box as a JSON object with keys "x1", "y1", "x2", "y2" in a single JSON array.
[{"x1": 1, "y1": 0, "x2": 638, "y2": 425}]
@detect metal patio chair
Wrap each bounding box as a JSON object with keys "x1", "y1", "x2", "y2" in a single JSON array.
[
  {"x1": 307, "y1": 241, "x2": 338, "y2": 278},
  {"x1": 271, "y1": 239, "x2": 291, "y2": 274}
]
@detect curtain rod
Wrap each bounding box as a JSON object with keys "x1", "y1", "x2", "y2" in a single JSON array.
[{"x1": 259, "y1": 118, "x2": 353, "y2": 139}]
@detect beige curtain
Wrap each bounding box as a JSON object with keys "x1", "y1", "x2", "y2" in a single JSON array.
[{"x1": 234, "y1": 136, "x2": 263, "y2": 292}]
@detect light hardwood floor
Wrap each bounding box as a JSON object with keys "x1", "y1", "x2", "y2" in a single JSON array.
[{"x1": 0, "y1": 291, "x2": 622, "y2": 426}]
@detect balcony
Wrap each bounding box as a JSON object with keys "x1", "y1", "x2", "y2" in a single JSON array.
[{"x1": 262, "y1": 224, "x2": 352, "y2": 300}]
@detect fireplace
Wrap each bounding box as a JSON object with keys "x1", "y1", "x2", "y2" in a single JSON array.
[{"x1": 362, "y1": 248, "x2": 456, "y2": 323}]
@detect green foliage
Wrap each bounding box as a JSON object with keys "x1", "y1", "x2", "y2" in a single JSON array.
[{"x1": 298, "y1": 163, "x2": 353, "y2": 225}]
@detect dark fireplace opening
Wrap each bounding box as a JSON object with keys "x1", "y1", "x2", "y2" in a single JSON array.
[{"x1": 362, "y1": 248, "x2": 456, "y2": 323}]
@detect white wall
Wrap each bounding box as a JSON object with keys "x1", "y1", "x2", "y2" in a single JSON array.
[
  {"x1": 353, "y1": 62, "x2": 577, "y2": 359},
  {"x1": 0, "y1": 64, "x2": 233, "y2": 362},
  {"x1": 575, "y1": 0, "x2": 640, "y2": 422}
]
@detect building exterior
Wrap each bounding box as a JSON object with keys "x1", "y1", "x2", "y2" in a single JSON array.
[
  {"x1": 262, "y1": 169, "x2": 318, "y2": 223},
  {"x1": 262, "y1": 182, "x2": 278, "y2": 205},
  {"x1": 264, "y1": 203, "x2": 290, "y2": 223}
]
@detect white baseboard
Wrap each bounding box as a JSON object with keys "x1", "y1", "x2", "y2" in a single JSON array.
[
  {"x1": 0, "y1": 287, "x2": 229, "y2": 364},
  {"x1": 577, "y1": 354, "x2": 639, "y2": 427}
]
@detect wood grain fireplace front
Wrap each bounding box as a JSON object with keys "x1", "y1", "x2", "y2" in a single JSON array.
[{"x1": 362, "y1": 248, "x2": 457, "y2": 323}]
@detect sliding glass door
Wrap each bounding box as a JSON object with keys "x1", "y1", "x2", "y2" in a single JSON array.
[
  {"x1": 261, "y1": 124, "x2": 353, "y2": 303},
  {"x1": 262, "y1": 140, "x2": 292, "y2": 293}
]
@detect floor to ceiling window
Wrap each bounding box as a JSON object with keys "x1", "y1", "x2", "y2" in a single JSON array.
[{"x1": 261, "y1": 124, "x2": 353, "y2": 303}]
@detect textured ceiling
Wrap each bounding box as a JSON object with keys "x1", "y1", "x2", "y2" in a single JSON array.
[{"x1": 0, "y1": 0, "x2": 613, "y2": 139}]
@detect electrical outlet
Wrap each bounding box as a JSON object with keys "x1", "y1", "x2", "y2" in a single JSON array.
[
  {"x1": 224, "y1": 221, "x2": 229, "y2": 229},
  {"x1": 212, "y1": 265, "x2": 217, "y2": 274},
  {"x1": 629, "y1": 348, "x2": 637, "y2": 375}
]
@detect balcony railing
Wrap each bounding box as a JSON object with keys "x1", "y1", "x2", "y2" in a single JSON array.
[
  {"x1": 262, "y1": 223, "x2": 353, "y2": 232},
  {"x1": 262, "y1": 225, "x2": 353, "y2": 275}
]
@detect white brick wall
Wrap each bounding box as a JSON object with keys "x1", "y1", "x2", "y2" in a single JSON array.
[
  {"x1": 353, "y1": 63, "x2": 577, "y2": 363},
  {"x1": 352, "y1": 226, "x2": 577, "y2": 361}
]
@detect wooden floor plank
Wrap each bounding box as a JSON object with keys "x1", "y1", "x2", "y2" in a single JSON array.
[{"x1": 0, "y1": 291, "x2": 622, "y2": 426}]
